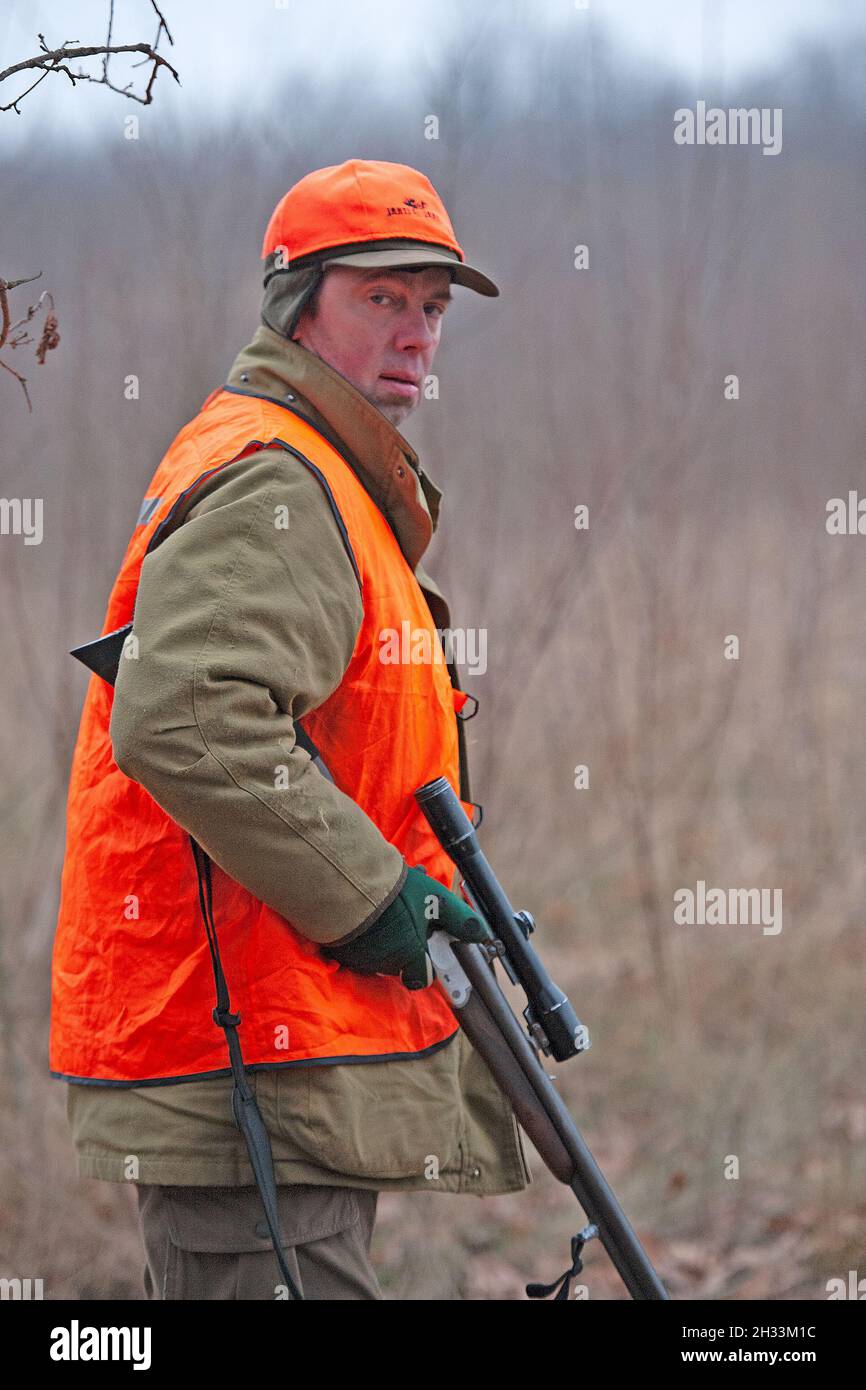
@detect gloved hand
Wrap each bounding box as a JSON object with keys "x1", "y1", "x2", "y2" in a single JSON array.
[{"x1": 321, "y1": 864, "x2": 491, "y2": 990}]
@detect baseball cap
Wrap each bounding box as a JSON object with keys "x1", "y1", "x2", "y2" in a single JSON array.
[{"x1": 261, "y1": 159, "x2": 499, "y2": 297}]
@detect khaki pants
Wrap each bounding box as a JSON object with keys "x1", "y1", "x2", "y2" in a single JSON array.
[{"x1": 135, "y1": 1183, "x2": 384, "y2": 1300}]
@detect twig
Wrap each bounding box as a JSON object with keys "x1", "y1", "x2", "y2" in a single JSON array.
[
  {"x1": 0, "y1": 276, "x2": 60, "y2": 413},
  {"x1": 0, "y1": 356, "x2": 32, "y2": 412},
  {"x1": 0, "y1": 2, "x2": 178, "y2": 113},
  {"x1": 0, "y1": 272, "x2": 42, "y2": 348}
]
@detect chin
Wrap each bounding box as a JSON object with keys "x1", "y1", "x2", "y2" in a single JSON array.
[{"x1": 377, "y1": 400, "x2": 413, "y2": 428}]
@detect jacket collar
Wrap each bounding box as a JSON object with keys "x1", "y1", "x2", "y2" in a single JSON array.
[{"x1": 225, "y1": 323, "x2": 447, "y2": 592}]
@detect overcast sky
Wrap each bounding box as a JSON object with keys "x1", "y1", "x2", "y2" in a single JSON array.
[{"x1": 2, "y1": 0, "x2": 863, "y2": 148}]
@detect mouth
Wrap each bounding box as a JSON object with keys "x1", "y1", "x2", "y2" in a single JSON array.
[{"x1": 379, "y1": 373, "x2": 420, "y2": 398}]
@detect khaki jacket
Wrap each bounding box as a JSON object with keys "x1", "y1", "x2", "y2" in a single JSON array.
[{"x1": 68, "y1": 323, "x2": 532, "y2": 1197}]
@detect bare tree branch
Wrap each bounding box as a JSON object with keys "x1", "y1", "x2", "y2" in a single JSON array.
[
  {"x1": 0, "y1": 275, "x2": 60, "y2": 412},
  {"x1": 1, "y1": 6, "x2": 171, "y2": 407},
  {"x1": 0, "y1": 1, "x2": 178, "y2": 114}
]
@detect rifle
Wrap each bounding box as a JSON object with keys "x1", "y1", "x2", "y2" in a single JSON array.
[{"x1": 415, "y1": 776, "x2": 669, "y2": 1301}]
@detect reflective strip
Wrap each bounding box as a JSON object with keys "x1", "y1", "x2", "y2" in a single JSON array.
[{"x1": 136, "y1": 496, "x2": 162, "y2": 526}]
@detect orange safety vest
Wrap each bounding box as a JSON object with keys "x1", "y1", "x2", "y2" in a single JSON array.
[{"x1": 50, "y1": 385, "x2": 475, "y2": 1085}]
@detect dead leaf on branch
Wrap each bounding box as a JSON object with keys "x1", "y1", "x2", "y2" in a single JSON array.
[{"x1": 0, "y1": 274, "x2": 61, "y2": 412}]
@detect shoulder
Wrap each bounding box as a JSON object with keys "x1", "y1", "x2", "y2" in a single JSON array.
[
  {"x1": 146, "y1": 444, "x2": 366, "y2": 614},
  {"x1": 181, "y1": 445, "x2": 340, "y2": 523},
  {"x1": 148, "y1": 446, "x2": 360, "y2": 590}
]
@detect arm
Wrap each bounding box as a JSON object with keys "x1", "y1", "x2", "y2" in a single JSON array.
[{"x1": 109, "y1": 447, "x2": 406, "y2": 946}]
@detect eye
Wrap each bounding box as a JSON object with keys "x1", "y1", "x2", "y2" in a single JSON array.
[
  {"x1": 426, "y1": 303, "x2": 446, "y2": 318},
  {"x1": 369, "y1": 292, "x2": 394, "y2": 306}
]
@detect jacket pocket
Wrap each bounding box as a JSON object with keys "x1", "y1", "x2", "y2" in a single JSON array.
[{"x1": 297, "y1": 1047, "x2": 466, "y2": 1182}]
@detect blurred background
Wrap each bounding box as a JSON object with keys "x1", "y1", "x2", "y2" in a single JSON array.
[{"x1": 1, "y1": 0, "x2": 864, "y2": 1299}]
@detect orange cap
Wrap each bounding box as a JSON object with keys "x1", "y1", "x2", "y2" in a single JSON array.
[{"x1": 261, "y1": 159, "x2": 499, "y2": 297}]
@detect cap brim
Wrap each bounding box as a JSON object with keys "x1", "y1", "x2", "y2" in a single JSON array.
[{"x1": 321, "y1": 246, "x2": 499, "y2": 297}]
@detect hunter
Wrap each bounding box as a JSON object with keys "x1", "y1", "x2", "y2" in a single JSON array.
[{"x1": 50, "y1": 159, "x2": 530, "y2": 1300}]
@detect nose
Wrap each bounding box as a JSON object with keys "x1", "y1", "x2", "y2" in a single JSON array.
[{"x1": 392, "y1": 303, "x2": 440, "y2": 355}]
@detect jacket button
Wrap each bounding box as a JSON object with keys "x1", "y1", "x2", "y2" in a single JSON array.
[
  {"x1": 471, "y1": 1166, "x2": 481, "y2": 1178},
  {"x1": 286, "y1": 392, "x2": 296, "y2": 402}
]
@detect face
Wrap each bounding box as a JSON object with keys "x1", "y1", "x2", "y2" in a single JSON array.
[{"x1": 291, "y1": 263, "x2": 453, "y2": 427}]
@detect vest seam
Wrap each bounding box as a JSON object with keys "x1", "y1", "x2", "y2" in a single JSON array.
[
  {"x1": 268, "y1": 438, "x2": 362, "y2": 593},
  {"x1": 146, "y1": 446, "x2": 262, "y2": 554},
  {"x1": 49, "y1": 1030, "x2": 461, "y2": 1086}
]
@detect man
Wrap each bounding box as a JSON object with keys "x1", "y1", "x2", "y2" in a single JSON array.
[{"x1": 49, "y1": 159, "x2": 531, "y2": 1302}]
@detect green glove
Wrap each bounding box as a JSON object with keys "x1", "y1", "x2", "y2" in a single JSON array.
[{"x1": 322, "y1": 864, "x2": 491, "y2": 991}]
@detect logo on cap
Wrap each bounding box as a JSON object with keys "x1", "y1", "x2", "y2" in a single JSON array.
[{"x1": 386, "y1": 196, "x2": 437, "y2": 221}]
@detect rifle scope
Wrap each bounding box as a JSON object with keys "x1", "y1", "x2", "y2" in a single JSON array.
[{"x1": 415, "y1": 777, "x2": 588, "y2": 1064}]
